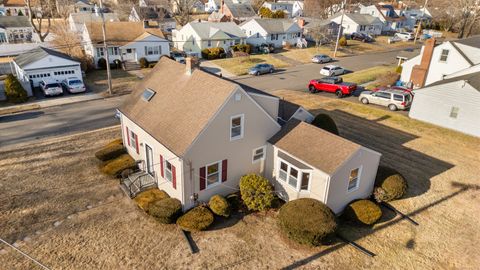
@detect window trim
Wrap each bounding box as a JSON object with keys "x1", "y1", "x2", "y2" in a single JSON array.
[
  {"x1": 252, "y1": 145, "x2": 266, "y2": 163},
  {"x1": 439, "y1": 49, "x2": 449, "y2": 62},
  {"x1": 145, "y1": 143, "x2": 154, "y2": 177},
  {"x1": 230, "y1": 114, "x2": 244, "y2": 141},
  {"x1": 449, "y1": 106, "x2": 459, "y2": 119},
  {"x1": 205, "y1": 160, "x2": 222, "y2": 189},
  {"x1": 347, "y1": 166, "x2": 362, "y2": 193},
  {"x1": 277, "y1": 158, "x2": 313, "y2": 192},
  {"x1": 129, "y1": 130, "x2": 137, "y2": 151},
  {"x1": 164, "y1": 159, "x2": 173, "y2": 182}
]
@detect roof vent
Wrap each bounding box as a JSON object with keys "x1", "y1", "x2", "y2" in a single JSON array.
[{"x1": 142, "y1": 88, "x2": 156, "y2": 101}]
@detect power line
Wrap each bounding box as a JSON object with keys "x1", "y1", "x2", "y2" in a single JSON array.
[{"x1": 0, "y1": 238, "x2": 51, "y2": 270}]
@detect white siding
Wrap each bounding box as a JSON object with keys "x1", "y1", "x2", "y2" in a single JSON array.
[
  {"x1": 424, "y1": 42, "x2": 471, "y2": 86},
  {"x1": 409, "y1": 81, "x2": 480, "y2": 137}
]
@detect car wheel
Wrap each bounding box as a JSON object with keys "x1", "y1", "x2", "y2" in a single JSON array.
[
  {"x1": 335, "y1": 90, "x2": 343, "y2": 98},
  {"x1": 361, "y1": 98, "x2": 369, "y2": 104},
  {"x1": 388, "y1": 104, "x2": 397, "y2": 111},
  {"x1": 308, "y1": 85, "x2": 317, "y2": 94},
  {"x1": 269, "y1": 69, "x2": 273, "y2": 73},
  {"x1": 255, "y1": 71, "x2": 259, "y2": 76}
]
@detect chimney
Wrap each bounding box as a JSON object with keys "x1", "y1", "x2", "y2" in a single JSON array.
[
  {"x1": 297, "y1": 18, "x2": 305, "y2": 28},
  {"x1": 185, "y1": 57, "x2": 194, "y2": 75},
  {"x1": 410, "y1": 38, "x2": 435, "y2": 88},
  {"x1": 221, "y1": 0, "x2": 224, "y2": 14}
]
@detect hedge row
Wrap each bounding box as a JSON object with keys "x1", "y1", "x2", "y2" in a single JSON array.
[{"x1": 201, "y1": 47, "x2": 226, "y2": 60}]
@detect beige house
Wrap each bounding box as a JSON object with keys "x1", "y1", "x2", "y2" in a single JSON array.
[{"x1": 118, "y1": 57, "x2": 381, "y2": 214}]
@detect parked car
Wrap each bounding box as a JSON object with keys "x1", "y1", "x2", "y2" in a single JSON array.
[
  {"x1": 61, "y1": 77, "x2": 86, "y2": 93},
  {"x1": 258, "y1": 43, "x2": 275, "y2": 54},
  {"x1": 311, "y1": 54, "x2": 332, "y2": 64},
  {"x1": 387, "y1": 35, "x2": 403, "y2": 43},
  {"x1": 308, "y1": 76, "x2": 357, "y2": 98},
  {"x1": 39, "y1": 79, "x2": 63, "y2": 97},
  {"x1": 248, "y1": 64, "x2": 274, "y2": 76},
  {"x1": 359, "y1": 89, "x2": 413, "y2": 111},
  {"x1": 170, "y1": 51, "x2": 186, "y2": 63},
  {"x1": 320, "y1": 65, "x2": 345, "y2": 76},
  {"x1": 395, "y1": 32, "x2": 414, "y2": 41},
  {"x1": 350, "y1": 32, "x2": 374, "y2": 42},
  {"x1": 372, "y1": 86, "x2": 414, "y2": 96}
]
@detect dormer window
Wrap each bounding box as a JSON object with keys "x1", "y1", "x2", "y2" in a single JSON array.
[{"x1": 142, "y1": 88, "x2": 155, "y2": 101}]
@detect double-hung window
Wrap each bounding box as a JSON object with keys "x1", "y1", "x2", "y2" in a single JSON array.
[
  {"x1": 252, "y1": 146, "x2": 266, "y2": 163},
  {"x1": 279, "y1": 161, "x2": 288, "y2": 181},
  {"x1": 439, "y1": 49, "x2": 449, "y2": 62},
  {"x1": 230, "y1": 114, "x2": 244, "y2": 140},
  {"x1": 96, "y1": 47, "x2": 104, "y2": 57},
  {"x1": 348, "y1": 167, "x2": 361, "y2": 192},
  {"x1": 164, "y1": 160, "x2": 173, "y2": 181},
  {"x1": 278, "y1": 160, "x2": 311, "y2": 191},
  {"x1": 129, "y1": 130, "x2": 137, "y2": 148},
  {"x1": 288, "y1": 167, "x2": 299, "y2": 188},
  {"x1": 450, "y1": 106, "x2": 459, "y2": 119},
  {"x1": 207, "y1": 162, "x2": 221, "y2": 187}
]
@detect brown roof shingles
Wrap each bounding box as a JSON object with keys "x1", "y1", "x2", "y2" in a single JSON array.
[
  {"x1": 119, "y1": 57, "x2": 238, "y2": 157},
  {"x1": 269, "y1": 119, "x2": 361, "y2": 175},
  {"x1": 85, "y1": 22, "x2": 165, "y2": 45}
]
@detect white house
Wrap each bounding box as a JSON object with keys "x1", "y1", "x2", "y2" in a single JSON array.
[
  {"x1": 74, "y1": 0, "x2": 95, "y2": 13},
  {"x1": 240, "y1": 18, "x2": 303, "y2": 48},
  {"x1": 172, "y1": 22, "x2": 246, "y2": 58},
  {"x1": 261, "y1": 1, "x2": 304, "y2": 18},
  {"x1": 82, "y1": 21, "x2": 170, "y2": 68},
  {"x1": 402, "y1": 8, "x2": 432, "y2": 30},
  {"x1": 409, "y1": 71, "x2": 480, "y2": 138},
  {"x1": 278, "y1": 0, "x2": 303, "y2": 17},
  {"x1": 68, "y1": 12, "x2": 119, "y2": 33},
  {"x1": 329, "y1": 13, "x2": 383, "y2": 35},
  {"x1": 13, "y1": 47, "x2": 82, "y2": 94},
  {"x1": 118, "y1": 57, "x2": 382, "y2": 214},
  {"x1": 400, "y1": 36, "x2": 480, "y2": 88},
  {"x1": 205, "y1": 0, "x2": 221, "y2": 12},
  {"x1": 0, "y1": 16, "x2": 33, "y2": 44},
  {"x1": 1, "y1": 0, "x2": 31, "y2": 16},
  {"x1": 359, "y1": 4, "x2": 407, "y2": 32}
]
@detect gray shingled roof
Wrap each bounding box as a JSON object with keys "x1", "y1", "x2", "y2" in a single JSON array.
[
  {"x1": 330, "y1": 12, "x2": 382, "y2": 25},
  {"x1": 0, "y1": 16, "x2": 31, "y2": 28},
  {"x1": 427, "y1": 71, "x2": 480, "y2": 92},
  {"x1": 224, "y1": 0, "x2": 256, "y2": 18},
  {"x1": 453, "y1": 35, "x2": 480, "y2": 49},
  {"x1": 243, "y1": 18, "x2": 301, "y2": 34},
  {"x1": 189, "y1": 22, "x2": 246, "y2": 39},
  {"x1": 14, "y1": 47, "x2": 79, "y2": 69}
]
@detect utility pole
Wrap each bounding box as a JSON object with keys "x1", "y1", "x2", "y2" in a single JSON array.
[
  {"x1": 413, "y1": 0, "x2": 429, "y2": 44},
  {"x1": 333, "y1": 0, "x2": 346, "y2": 58},
  {"x1": 96, "y1": 0, "x2": 112, "y2": 95}
]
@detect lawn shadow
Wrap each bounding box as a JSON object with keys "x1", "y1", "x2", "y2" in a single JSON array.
[{"x1": 0, "y1": 111, "x2": 44, "y2": 122}]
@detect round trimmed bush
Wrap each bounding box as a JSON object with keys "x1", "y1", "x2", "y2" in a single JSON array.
[
  {"x1": 239, "y1": 174, "x2": 274, "y2": 211},
  {"x1": 4, "y1": 74, "x2": 28, "y2": 104},
  {"x1": 374, "y1": 166, "x2": 408, "y2": 202},
  {"x1": 311, "y1": 114, "x2": 339, "y2": 135},
  {"x1": 209, "y1": 195, "x2": 230, "y2": 217},
  {"x1": 339, "y1": 36, "x2": 348, "y2": 46},
  {"x1": 147, "y1": 198, "x2": 182, "y2": 224},
  {"x1": 97, "y1": 58, "x2": 107, "y2": 69},
  {"x1": 278, "y1": 198, "x2": 337, "y2": 246},
  {"x1": 139, "y1": 57, "x2": 149, "y2": 68},
  {"x1": 343, "y1": 199, "x2": 382, "y2": 225},
  {"x1": 95, "y1": 143, "x2": 126, "y2": 161},
  {"x1": 177, "y1": 206, "x2": 214, "y2": 232},
  {"x1": 99, "y1": 154, "x2": 136, "y2": 176}
]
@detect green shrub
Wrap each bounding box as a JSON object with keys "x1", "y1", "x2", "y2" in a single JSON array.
[
  {"x1": 106, "y1": 138, "x2": 123, "y2": 147},
  {"x1": 395, "y1": 65, "x2": 403, "y2": 74},
  {"x1": 311, "y1": 114, "x2": 339, "y2": 135},
  {"x1": 134, "y1": 189, "x2": 170, "y2": 210},
  {"x1": 278, "y1": 198, "x2": 337, "y2": 246},
  {"x1": 147, "y1": 198, "x2": 182, "y2": 224},
  {"x1": 100, "y1": 154, "x2": 136, "y2": 176},
  {"x1": 374, "y1": 166, "x2": 408, "y2": 202},
  {"x1": 95, "y1": 143, "x2": 126, "y2": 161},
  {"x1": 272, "y1": 10, "x2": 286, "y2": 18},
  {"x1": 231, "y1": 44, "x2": 251, "y2": 54},
  {"x1": 239, "y1": 174, "x2": 274, "y2": 211},
  {"x1": 259, "y1": 7, "x2": 273, "y2": 18},
  {"x1": 139, "y1": 57, "x2": 149, "y2": 68},
  {"x1": 201, "y1": 47, "x2": 225, "y2": 60},
  {"x1": 201, "y1": 48, "x2": 210, "y2": 59},
  {"x1": 177, "y1": 206, "x2": 214, "y2": 231},
  {"x1": 226, "y1": 193, "x2": 242, "y2": 211},
  {"x1": 209, "y1": 195, "x2": 230, "y2": 217},
  {"x1": 343, "y1": 199, "x2": 382, "y2": 225},
  {"x1": 4, "y1": 74, "x2": 28, "y2": 104},
  {"x1": 97, "y1": 58, "x2": 107, "y2": 69},
  {"x1": 339, "y1": 36, "x2": 348, "y2": 46},
  {"x1": 148, "y1": 62, "x2": 157, "y2": 68}
]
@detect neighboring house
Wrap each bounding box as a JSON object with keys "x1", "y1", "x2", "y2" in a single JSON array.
[
  {"x1": 13, "y1": 46, "x2": 82, "y2": 94},
  {"x1": 1, "y1": 0, "x2": 30, "y2": 16},
  {"x1": 118, "y1": 57, "x2": 381, "y2": 214},
  {"x1": 297, "y1": 17, "x2": 339, "y2": 42},
  {"x1": 129, "y1": 6, "x2": 176, "y2": 32},
  {"x1": 401, "y1": 8, "x2": 432, "y2": 30},
  {"x1": 221, "y1": 0, "x2": 257, "y2": 23},
  {"x1": 261, "y1": 2, "x2": 293, "y2": 17},
  {"x1": 329, "y1": 13, "x2": 383, "y2": 35},
  {"x1": 278, "y1": 0, "x2": 303, "y2": 17},
  {"x1": 172, "y1": 22, "x2": 246, "y2": 58},
  {"x1": 208, "y1": 10, "x2": 229, "y2": 22},
  {"x1": 171, "y1": 0, "x2": 205, "y2": 13},
  {"x1": 68, "y1": 12, "x2": 119, "y2": 33},
  {"x1": 408, "y1": 71, "x2": 480, "y2": 138},
  {"x1": 359, "y1": 4, "x2": 407, "y2": 32},
  {"x1": 74, "y1": 0, "x2": 95, "y2": 13},
  {"x1": 205, "y1": 0, "x2": 221, "y2": 12},
  {"x1": 139, "y1": 0, "x2": 166, "y2": 8},
  {"x1": 240, "y1": 18, "x2": 303, "y2": 48},
  {"x1": 82, "y1": 22, "x2": 170, "y2": 67},
  {"x1": 400, "y1": 36, "x2": 480, "y2": 88},
  {"x1": 0, "y1": 16, "x2": 33, "y2": 44}
]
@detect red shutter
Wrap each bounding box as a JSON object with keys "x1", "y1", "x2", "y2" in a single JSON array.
[
  {"x1": 160, "y1": 155, "x2": 164, "y2": 178},
  {"x1": 199, "y1": 166, "x2": 206, "y2": 191},
  {"x1": 172, "y1": 165, "x2": 176, "y2": 189},
  {"x1": 134, "y1": 133, "x2": 139, "y2": 154},
  {"x1": 126, "y1": 126, "x2": 130, "y2": 146},
  {"x1": 222, "y1": 159, "x2": 228, "y2": 182}
]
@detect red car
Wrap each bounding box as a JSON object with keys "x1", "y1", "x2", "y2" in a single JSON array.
[{"x1": 308, "y1": 76, "x2": 357, "y2": 98}]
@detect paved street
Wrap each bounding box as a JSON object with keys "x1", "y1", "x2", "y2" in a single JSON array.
[{"x1": 0, "y1": 49, "x2": 416, "y2": 147}]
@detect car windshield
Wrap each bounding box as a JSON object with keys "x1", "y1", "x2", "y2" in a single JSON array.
[
  {"x1": 254, "y1": 64, "x2": 262, "y2": 68},
  {"x1": 322, "y1": 67, "x2": 330, "y2": 70},
  {"x1": 69, "y1": 80, "x2": 82, "y2": 85},
  {"x1": 46, "y1": 83, "x2": 61, "y2": 88}
]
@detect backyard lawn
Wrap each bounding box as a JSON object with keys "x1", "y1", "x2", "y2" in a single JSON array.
[
  {"x1": 211, "y1": 55, "x2": 289, "y2": 76},
  {"x1": 340, "y1": 65, "x2": 400, "y2": 89},
  {"x1": 1, "y1": 92, "x2": 479, "y2": 269},
  {"x1": 279, "y1": 46, "x2": 348, "y2": 63},
  {"x1": 84, "y1": 69, "x2": 140, "y2": 96}
]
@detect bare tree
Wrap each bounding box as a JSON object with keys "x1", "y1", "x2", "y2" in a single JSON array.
[
  {"x1": 51, "y1": 21, "x2": 92, "y2": 70},
  {"x1": 172, "y1": 0, "x2": 197, "y2": 26},
  {"x1": 25, "y1": 0, "x2": 54, "y2": 42},
  {"x1": 55, "y1": 0, "x2": 74, "y2": 19}
]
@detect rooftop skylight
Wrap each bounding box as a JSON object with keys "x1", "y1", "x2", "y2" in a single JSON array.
[{"x1": 142, "y1": 88, "x2": 156, "y2": 101}]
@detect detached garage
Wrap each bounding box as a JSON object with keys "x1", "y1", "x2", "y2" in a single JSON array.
[
  {"x1": 13, "y1": 47, "x2": 82, "y2": 96},
  {"x1": 409, "y1": 71, "x2": 480, "y2": 137}
]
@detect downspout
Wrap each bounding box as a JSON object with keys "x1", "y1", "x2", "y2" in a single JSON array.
[{"x1": 323, "y1": 175, "x2": 331, "y2": 204}]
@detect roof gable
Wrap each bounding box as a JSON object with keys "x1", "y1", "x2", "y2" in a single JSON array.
[
  {"x1": 14, "y1": 47, "x2": 79, "y2": 69},
  {"x1": 84, "y1": 21, "x2": 165, "y2": 45}
]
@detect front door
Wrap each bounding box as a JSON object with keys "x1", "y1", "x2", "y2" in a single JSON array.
[
  {"x1": 145, "y1": 144, "x2": 154, "y2": 176},
  {"x1": 122, "y1": 48, "x2": 136, "y2": 62}
]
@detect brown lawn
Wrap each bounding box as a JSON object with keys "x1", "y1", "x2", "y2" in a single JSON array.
[{"x1": 1, "y1": 92, "x2": 479, "y2": 269}]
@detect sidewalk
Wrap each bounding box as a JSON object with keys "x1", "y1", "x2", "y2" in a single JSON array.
[{"x1": 0, "y1": 92, "x2": 105, "y2": 116}]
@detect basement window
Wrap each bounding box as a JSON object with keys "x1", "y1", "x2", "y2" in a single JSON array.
[{"x1": 142, "y1": 88, "x2": 156, "y2": 101}]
